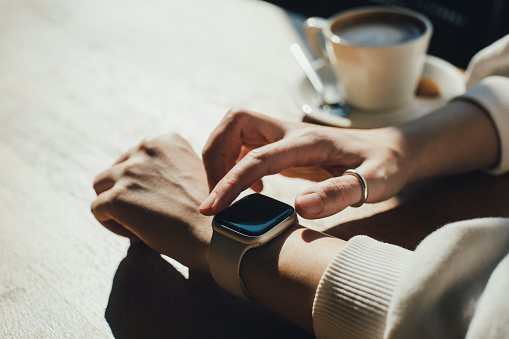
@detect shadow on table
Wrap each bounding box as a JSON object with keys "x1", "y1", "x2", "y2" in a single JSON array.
[
  {"x1": 106, "y1": 242, "x2": 312, "y2": 339},
  {"x1": 324, "y1": 171, "x2": 509, "y2": 251},
  {"x1": 105, "y1": 171, "x2": 509, "y2": 338}
]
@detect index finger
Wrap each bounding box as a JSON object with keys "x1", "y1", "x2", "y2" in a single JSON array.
[
  {"x1": 199, "y1": 136, "x2": 331, "y2": 215},
  {"x1": 202, "y1": 108, "x2": 286, "y2": 192}
]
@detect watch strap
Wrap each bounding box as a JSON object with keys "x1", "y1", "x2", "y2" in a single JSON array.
[{"x1": 209, "y1": 231, "x2": 259, "y2": 301}]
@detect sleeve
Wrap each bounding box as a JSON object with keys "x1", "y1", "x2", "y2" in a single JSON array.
[
  {"x1": 456, "y1": 34, "x2": 509, "y2": 174},
  {"x1": 459, "y1": 77, "x2": 509, "y2": 174},
  {"x1": 464, "y1": 34, "x2": 509, "y2": 89},
  {"x1": 312, "y1": 236, "x2": 411, "y2": 338},
  {"x1": 312, "y1": 218, "x2": 509, "y2": 339}
]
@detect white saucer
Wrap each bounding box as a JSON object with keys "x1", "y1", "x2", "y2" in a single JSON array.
[{"x1": 294, "y1": 55, "x2": 466, "y2": 128}]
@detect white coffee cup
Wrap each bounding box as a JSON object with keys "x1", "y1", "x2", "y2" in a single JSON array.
[{"x1": 304, "y1": 7, "x2": 433, "y2": 111}]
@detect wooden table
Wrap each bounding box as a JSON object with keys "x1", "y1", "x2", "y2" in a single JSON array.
[{"x1": 1, "y1": 0, "x2": 509, "y2": 337}]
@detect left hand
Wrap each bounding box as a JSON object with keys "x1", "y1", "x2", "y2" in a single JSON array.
[{"x1": 91, "y1": 133, "x2": 213, "y2": 272}]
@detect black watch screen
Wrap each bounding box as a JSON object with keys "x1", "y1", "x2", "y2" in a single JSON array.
[{"x1": 213, "y1": 194, "x2": 295, "y2": 236}]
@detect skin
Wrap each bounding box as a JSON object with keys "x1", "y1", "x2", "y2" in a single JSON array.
[
  {"x1": 199, "y1": 101, "x2": 499, "y2": 218},
  {"x1": 92, "y1": 134, "x2": 213, "y2": 272},
  {"x1": 91, "y1": 99, "x2": 498, "y2": 333}
]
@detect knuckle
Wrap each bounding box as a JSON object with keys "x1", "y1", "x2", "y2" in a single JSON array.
[
  {"x1": 93, "y1": 170, "x2": 115, "y2": 193},
  {"x1": 245, "y1": 147, "x2": 274, "y2": 174},
  {"x1": 216, "y1": 174, "x2": 245, "y2": 194},
  {"x1": 109, "y1": 185, "x2": 126, "y2": 204},
  {"x1": 92, "y1": 185, "x2": 125, "y2": 216},
  {"x1": 294, "y1": 127, "x2": 320, "y2": 142},
  {"x1": 121, "y1": 161, "x2": 142, "y2": 177},
  {"x1": 222, "y1": 173, "x2": 241, "y2": 188},
  {"x1": 202, "y1": 145, "x2": 214, "y2": 160},
  {"x1": 91, "y1": 182, "x2": 133, "y2": 218},
  {"x1": 226, "y1": 107, "x2": 246, "y2": 118},
  {"x1": 292, "y1": 128, "x2": 334, "y2": 151},
  {"x1": 167, "y1": 132, "x2": 182, "y2": 142},
  {"x1": 324, "y1": 177, "x2": 349, "y2": 194},
  {"x1": 105, "y1": 183, "x2": 131, "y2": 210},
  {"x1": 246, "y1": 147, "x2": 267, "y2": 162},
  {"x1": 320, "y1": 178, "x2": 352, "y2": 204},
  {"x1": 224, "y1": 107, "x2": 251, "y2": 126},
  {"x1": 166, "y1": 133, "x2": 190, "y2": 151},
  {"x1": 137, "y1": 138, "x2": 162, "y2": 156},
  {"x1": 222, "y1": 170, "x2": 255, "y2": 192}
]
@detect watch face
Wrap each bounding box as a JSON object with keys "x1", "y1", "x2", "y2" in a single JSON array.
[{"x1": 214, "y1": 194, "x2": 295, "y2": 236}]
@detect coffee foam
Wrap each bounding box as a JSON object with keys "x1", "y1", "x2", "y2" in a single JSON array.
[{"x1": 332, "y1": 13, "x2": 424, "y2": 47}]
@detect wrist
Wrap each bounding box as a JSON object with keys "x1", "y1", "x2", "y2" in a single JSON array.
[
  {"x1": 186, "y1": 212, "x2": 214, "y2": 274},
  {"x1": 240, "y1": 223, "x2": 346, "y2": 332},
  {"x1": 400, "y1": 100, "x2": 499, "y2": 182}
]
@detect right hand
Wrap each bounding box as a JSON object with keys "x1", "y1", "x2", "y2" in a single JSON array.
[{"x1": 200, "y1": 108, "x2": 411, "y2": 219}]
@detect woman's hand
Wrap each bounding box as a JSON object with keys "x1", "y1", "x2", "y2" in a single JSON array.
[
  {"x1": 200, "y1": 108, "x2": 410, "y2": 219},
  {"x1": 91, "y1": 133, "x2": 212, "y2": 273}
]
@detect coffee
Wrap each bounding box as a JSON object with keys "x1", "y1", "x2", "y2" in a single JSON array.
[
  {"x1": 304, "y1": 7, "x2": 432, "y2": 110},
  {"x1": 331, "y1": 13, "x2": 425, "y2": 47}
]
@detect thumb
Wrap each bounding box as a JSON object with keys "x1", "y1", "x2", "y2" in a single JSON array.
[{"x1": 295, "y1": 169, "x2": 369, "y2": 219}]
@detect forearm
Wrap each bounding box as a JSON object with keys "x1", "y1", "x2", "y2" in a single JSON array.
[
  {"x1": 398, "y1": 100, "x2": 499, "y2": 183},
  {"x1": 240, "y1": 224, "x2": 346, "y2": 333}
]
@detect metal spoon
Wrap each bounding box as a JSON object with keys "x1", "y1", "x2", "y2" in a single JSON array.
[{"x1": 290, "y1": 43, "x2": 348, "y2": 117}]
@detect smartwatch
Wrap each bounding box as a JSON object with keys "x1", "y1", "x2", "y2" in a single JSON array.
[{"x1": 209, "y1": 193, "x2": 297, "y2": 301}]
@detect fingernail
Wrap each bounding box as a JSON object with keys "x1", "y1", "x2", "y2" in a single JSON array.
[
  {"x1": 199, "y1": 192, "x2": 218, "y2": 212},
  {"x1": 297, "y1": 193, "x2": 323, "y2": 216}
]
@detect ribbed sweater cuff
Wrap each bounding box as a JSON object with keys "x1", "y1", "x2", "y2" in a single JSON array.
[
  {"x1": 457, "y1": 76, "x2": 509, "y2": 175},
  {"x1": 312, "y1": 236, "x2": 411, "y2": 339}
]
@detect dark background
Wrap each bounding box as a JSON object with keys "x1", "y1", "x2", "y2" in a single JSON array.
[{"x1": 264, "y1": 0, "x2": 509, "y2": 68}]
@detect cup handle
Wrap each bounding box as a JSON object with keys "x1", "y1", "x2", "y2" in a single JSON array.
[{"x1": 304, "y1": 17, "x2": 330, "y2": 65}]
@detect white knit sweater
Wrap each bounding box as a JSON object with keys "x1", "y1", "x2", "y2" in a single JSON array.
[{"x1": 312, "y1": 35, "x2": 509, "y2": 339}]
